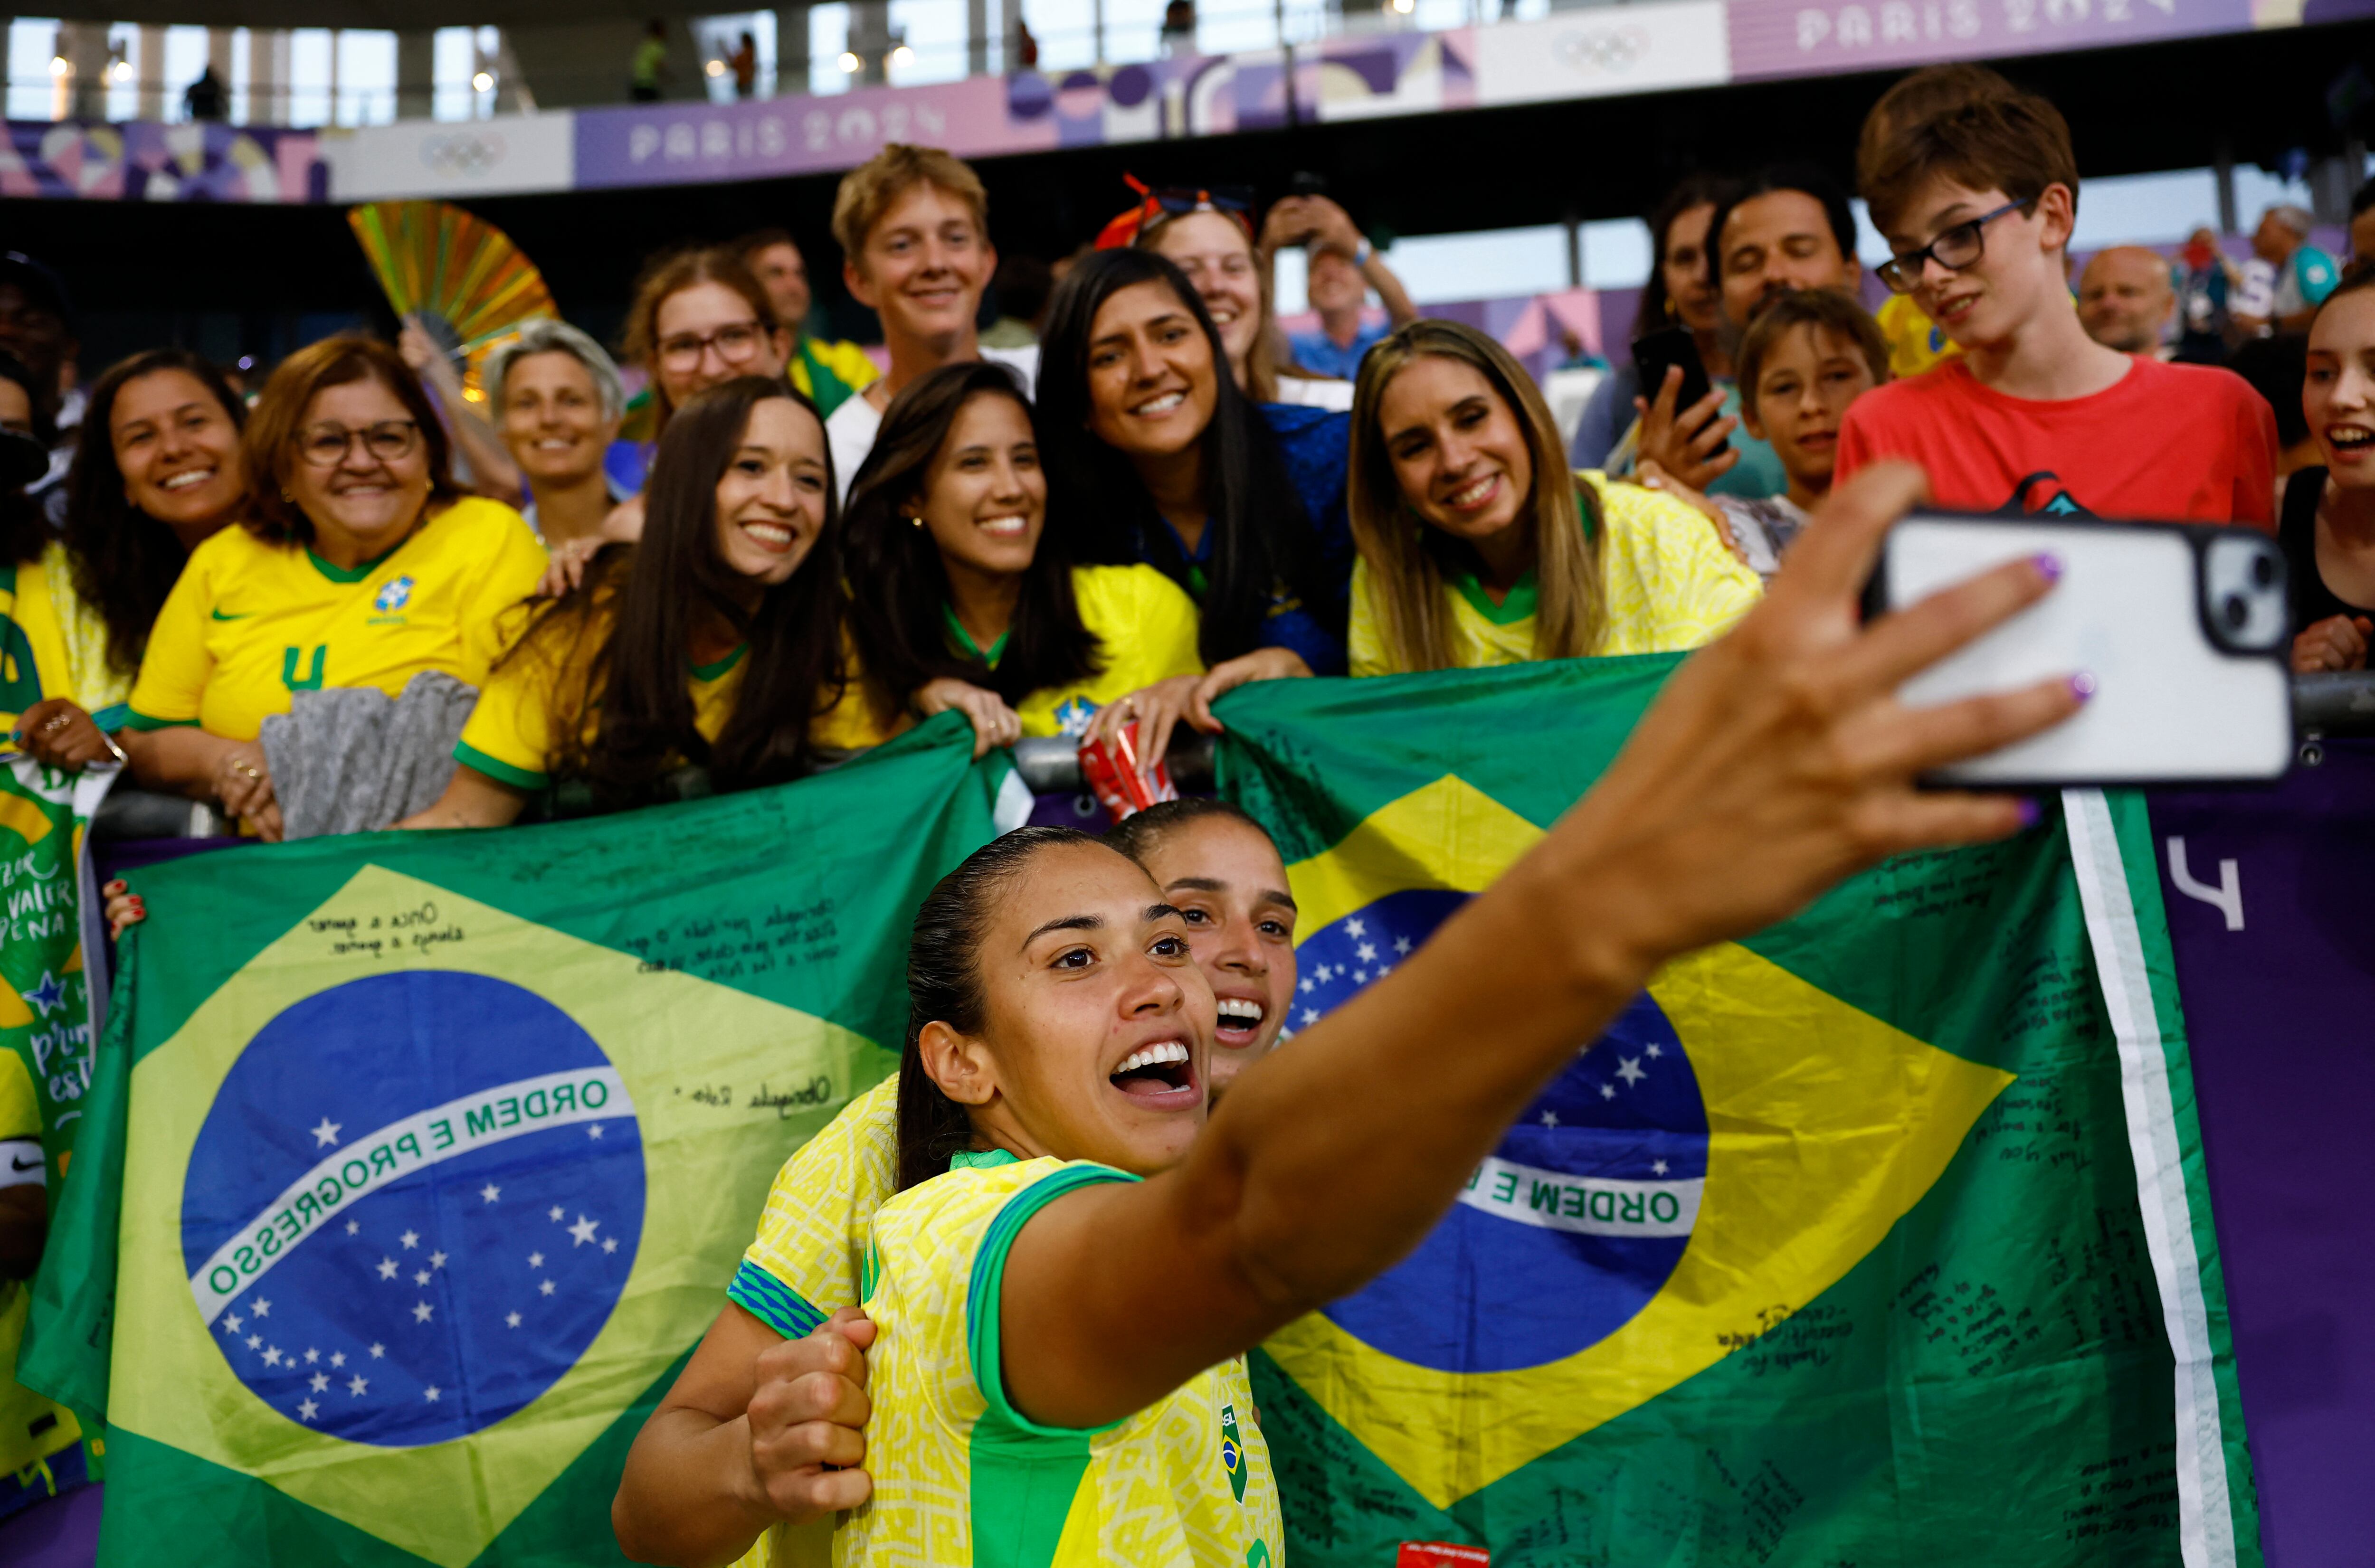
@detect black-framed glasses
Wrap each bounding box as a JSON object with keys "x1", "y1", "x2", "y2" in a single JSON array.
[
  {"x1": 1876, "y1": 199, "x2": 2032, "y2": 294},
  {"x1": 656, "y1": 321, "x2": 768, "y2": 370},
  {"x1": 295, "y1": 418, "x2": 419, "y2": 468}
]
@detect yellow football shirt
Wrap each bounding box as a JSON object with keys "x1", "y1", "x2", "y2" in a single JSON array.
[
  {"x1": 834, "y1": 1154, "x2": 1284, "y2": 1568},
  {"x1": 0, "y1": 549, "x2": 86, "y2": 753},
  {"x1": 1349, "y1": 471, "x2": 1760, "y2": 676},
  {"x1": 0, "y1": 1049, "x2": 80, "y2": 1483},
  {"x1": 124, "y1": 497, "x2": 549, "y2": 742},
  {"x1": 729, "y1": 1073, "x2": 901, "y2": 1338},
  {"x1": 1875, "y1": 292, "x2": 1963, "y2": 381},
  {"x1": 991, "y1": 566, "x2": 1203, "y2": 739}
]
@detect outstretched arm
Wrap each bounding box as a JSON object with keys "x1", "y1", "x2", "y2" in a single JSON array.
[{"x1": 1000, "y1": 461, "x2": 2082, "y2": 1428}]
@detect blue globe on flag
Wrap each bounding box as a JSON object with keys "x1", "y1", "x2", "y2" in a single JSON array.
[
  {"x1": 1291, "y1": 889, "x2": 1709, "y2": 1373},
  {"x1": 179, "y1": 971, "x2": 644, "y2": 1445}
]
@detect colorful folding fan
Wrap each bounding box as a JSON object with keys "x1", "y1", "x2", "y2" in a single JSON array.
[{"x1": 346, "y1": 200, "x2": 557, "y2": 400}]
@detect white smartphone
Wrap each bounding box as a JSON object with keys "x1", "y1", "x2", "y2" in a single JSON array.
[{"x1": 1869, "y1": 513, "x2": 2293, "y2": 787}]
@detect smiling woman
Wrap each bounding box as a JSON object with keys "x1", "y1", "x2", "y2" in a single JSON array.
[
  {"x1": 400, "y1": 378, "x2": 890, "y2": 829},
  {"x1": 119, "y1": 336, "x2": 550, "y2": 841},
  {"x1": 0, "y1": 348, "x2": 253, "y2": 773},
  {"x1": 838, "y1": 360, "x2": 1202, "y2": 756}
]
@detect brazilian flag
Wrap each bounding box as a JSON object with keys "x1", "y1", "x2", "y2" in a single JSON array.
[
  {"x1": 20, "y1": 718, "x2": 1005, "y2": 1567},
  {"x1": 1215, "y1": 660, "x2": 2258, "y2": 1567}
]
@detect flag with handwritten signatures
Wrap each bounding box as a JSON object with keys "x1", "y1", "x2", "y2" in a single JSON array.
[
  {"x1": 1214, "y1": 661, "x2": 2259, "y2": 1568},
  {"x1": 20, "y1": 717, "x2": 1004, "y2": 1568}
]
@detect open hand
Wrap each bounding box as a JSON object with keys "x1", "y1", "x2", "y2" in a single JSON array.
[{"x1": 1634, "y1": 366, "x2": 1740, "y2": 492}]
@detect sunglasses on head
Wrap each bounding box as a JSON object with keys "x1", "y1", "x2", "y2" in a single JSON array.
[{"x1": 1096, "y1": 175, "x2": 1257, "y2": 250}]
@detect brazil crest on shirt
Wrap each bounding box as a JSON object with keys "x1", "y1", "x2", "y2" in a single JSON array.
[
  {"x1": 1214, "y1": 659, "x2": 2259, "y2": 1568},
  {"x1": 20, "y1": 716, "x2": 1006, "y2": 1568}
]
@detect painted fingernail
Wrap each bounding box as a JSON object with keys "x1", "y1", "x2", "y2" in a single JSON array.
[
  {"x1": 2014, "y1": 797, "x2": 2043, "y2": 831},
  {"x1": 2070, "y1": 671, "x2": 2098, "y2": 700},
  {"x1": 2032, "y1": 552, "x2": 2064, "y2": 584}
]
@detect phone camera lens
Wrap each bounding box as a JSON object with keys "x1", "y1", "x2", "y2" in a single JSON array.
[
  {"x1": 2223, "y1": 593, "x2": 2251, "y2": 630},
  {"x1": 2252, "y1": 552, "x2": 2277, "y2": 588}
]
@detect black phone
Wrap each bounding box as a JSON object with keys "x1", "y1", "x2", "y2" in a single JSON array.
[
  {"x1": 1287, "y1": 170, "x2": 1328, "y2": 198},
  {"x1": 1631, "y1": 325, "x2": 1729, "y2": 457}
]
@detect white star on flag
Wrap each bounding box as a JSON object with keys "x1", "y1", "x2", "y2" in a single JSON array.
[
  {"x1": 424, "y1": 1386, "x2": 442, "y2": 1403},
  {"x1": 1646, "y1": 1043, "x2": 1663, "y2": 1058},
  {"x1": 1540, "y1": 1110, "x2": 1559, "y2": 1127},
  {"x1": 1298, "y1": 978, "x2": 1313, "y2": 994},
  {"x1": 539, "y1": 1279, "x2": 556, "y2": 1297},
  {"x1": 413, "y1": 1270, "x2": 430, "y2": 1286},
  {"x1": 246, "y1": 1334, "x2": 261, "y2": 1350},
  {"x1": 347, "y1": 1375, "x2": 368, "y2": 1395},
  {"x1": 1348, "y1": 918, "x2": 1366, "y2": 937},
  {"x1": 310, "y1": 1117, "x2": 341, "y2": 1148},
  {"x1": 411, "y1": 1302, "x2": 434, "y2": 1323},
  {"x1": 602, "y1": 1237, "x2": 618, "y2": 1255},
  {"x1": 548, "y1": 1206, "x2": 564, "y2": 1222},
  {"x1": 261, "y1": 1346, "x2": 282, "y2": 1367},
  {"x1": 1377, "y1": 962, "x2": 1392, "y2": 976},
  {"x1": 505, "y1": 1312, "x2": 522, "y2": 1329},
  {"x1": 309, "y1": 1372, "x2": 329, "y2": 1392},
  {"x1": 429, "y1": 1251, "x2": 447, "y2": 1269},
  {"x1": 368, "y1": 1343, "x2": 385, "y2": 1359},
  {"x1": 1353, "y1": 969, "x2": 1369, "y2": 983},
  {"x1": 252, "y1": 1298, "x2": 272, "y2": 1317},
  {"x1": 1394, "y1": 935, "x2": 1412, "y2": 955},
  {"x1": 1315, "y1": 963, "x2": 1332, "y2": 982},
  {"x1": 344, "y1": 1219, "x2": 359, "y2": 1236},
  {"x1": 568, "y1": 1215, "x2": 600, "y2": 1247},
  {"x1": 330, "y1": 1352, "x2": 346, "y2": 1368},
  {"x1": 298, "y1": 1398, "x2": 319, "y2": 1422},
  {"x1": 1615, "y1": 1057, "x2": 1646, "y2": 1086},
  {"x1": 223, "y1": 1314, "x2": 242, "y2": 1334},
  {"x1": 376, "y1": 1258, "x2": 397, "y2": 1281},
  {"x1": 1301, "y1": 1008, "x2": 1320, "y2": 1026},
  {"x1": 587, "y1": 1123, "x2": 604, "y2": 1139},
  {"x1": 1357, "y1": 942, "x2": 1377, "y2": 963},
  {"x1": 399, "y1": 1230, "x2": 419, "y2": 1250},
  {"x1": 1653, "y1": 1159, "x2": 1669, "y2": 1175},
  {"x1": 303, "y1": 1348, "x2": 318, "y2": 1364},
  {"x1": 480, "y1": 1183, "x2": 501, "y2": 1204},
  {"x1": 528, "y1": 1251, "x2": 545, "y2": 1269},
  {"x1": 1600, "y1": 1084, "x2": 1616, "y2": 1100}
]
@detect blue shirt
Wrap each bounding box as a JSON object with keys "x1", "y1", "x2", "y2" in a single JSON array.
[{"x1": 1288, "y1": 322, "x2": 1389, "y2": 383}]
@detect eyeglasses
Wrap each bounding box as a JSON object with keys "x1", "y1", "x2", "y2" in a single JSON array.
[
  {"x1": 657, "y1": 321, "x2": 768, "y2": 371},
  {"x1": 295, "y1": 418, "x2": 419, "y2": 468},
  {"x1": 1876, "y1": 199, "x2": 2031, "y2": 294}
]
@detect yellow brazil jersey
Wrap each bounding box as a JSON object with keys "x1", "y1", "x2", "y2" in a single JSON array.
[
  {"x1": 456, "y1": 597, "x2": 895, "y2": 791},
  {"x1": 960, "y1": 566, "x2": 1201, "y2": 740},
  {"x1": 0, "y1": 1048, "x2": 80, "y2": 1484},
  {"x1": 124, "y1": 497, "x2": 549, "y2": 742},
  {"x1": 1349, "y1": 471, "x2": 1761, "y2": 676},
  {"x1": 0, "y1": 539, "x2": 142, "y2": 740},
  {"x1": 833, "y1": 1153, "x2": 1283, "y2": 1568},
  {"x1": 728, "y1": 1074, "x2": 900, "y2": 1338},
  {"x1": 1875, "y1": 292, "x2": 1963, "y2": 381}
]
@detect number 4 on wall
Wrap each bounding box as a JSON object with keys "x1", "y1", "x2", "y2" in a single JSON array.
[{"x1": 2165, "y1": 837, "x2": 2244, "y2": 931}]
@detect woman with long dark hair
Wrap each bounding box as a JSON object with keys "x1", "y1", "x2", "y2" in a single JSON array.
[
  {"x1": 840, "y1": 360, "x2": 1201, "y2": 753},
  {"x1": 1571, "y1": 173, "x2": 1739, "y2": 471},
  {"x1": 1033, "y1": 248, "x2": 1351, "y2": 762},
  {"x1": 7, "y1": 349, "x2": 248, "y2": 769},
  {"x1": 399, "y1": 377, "x2": 882, "y2": 826}
]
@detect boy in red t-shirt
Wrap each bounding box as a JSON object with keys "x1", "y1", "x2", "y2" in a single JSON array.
[{"x1": 1836, "y1": 66, "x2": 2277, "y2": 525}]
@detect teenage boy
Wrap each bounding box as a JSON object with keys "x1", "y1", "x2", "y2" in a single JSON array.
[
  {"x1": 825, "y1": 145, "x2": 1036, "y2": 495},
  {"x1": 736, "y1": 227, "x2": 880, "y2": 419},
  {"x1": 1836, "y1": 66, "x2": 2276, "y2": 524},
  {"x1": 1637, "y1": 165, "x2": 1862, "y2": 500}
]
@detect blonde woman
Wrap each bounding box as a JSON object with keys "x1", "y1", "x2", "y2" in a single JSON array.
[{"x1": 1348, "y1": 319, "x2": 1760, "y2": 675}]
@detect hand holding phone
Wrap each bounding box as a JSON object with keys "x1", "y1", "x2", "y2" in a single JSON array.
[{"x1": 1632, "y1": 326, "x2": 1737, "y2": 488}]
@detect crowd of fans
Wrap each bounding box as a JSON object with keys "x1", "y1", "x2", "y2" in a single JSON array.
[{"x1": 0, "y1": 51, "x2": 2359, "y2": 1559}]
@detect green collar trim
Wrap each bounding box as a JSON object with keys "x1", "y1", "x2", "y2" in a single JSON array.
[
  {"x1": 950, "y1": 1147, "x2": 1020, "y2": 1171},
  {"x1": 941, "y1": 603, "x2": 1009, "y2": 670},
  {"x1": 688, "y1": 643, "x2": 748, "y2": 683},
  {"x1": 307, "y1": 534, "x2": 412, "y2": 585},
  {"x1": 1448, "y1": 567, "x2": 1539, "y2": 625}
]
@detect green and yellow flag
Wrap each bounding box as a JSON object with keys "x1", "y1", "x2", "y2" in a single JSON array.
[
  {"x1": 1216, "y1": 659, "x2": 2257, "y2": 1567},
  {"x1": 21, "y1": 718, "x2": 1004, "y2": 1566}
]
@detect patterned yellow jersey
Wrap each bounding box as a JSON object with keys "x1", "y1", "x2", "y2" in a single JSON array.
[
  {"x1": 0, "y1": 548, "x2": 83, "y2": 752},
  {"x1": 1875, "y1": 292, "x2": 1963, "y2": 381},
  {"x1": 728, "y1": 1073, "x2": 901, "y2": 1338},
  {"x1": 834, "y1": 1153, "x2": 1283, "y2": 1568},
  {"x1": 993, "y1": 566, "x2": 1203, "y2": 739},
  {"x1": 0, "y1": 1048, "x2": 80, "y2": 1484},
  {"x1": 125, "y1": 497, "x2": 549, "y2": 741},
  {"x1": 455, "y1": 605, "x2": 892, "y2": 792},
  {"x1": 1349, "y1": 470, "x2": 1761, "y2": 675}
]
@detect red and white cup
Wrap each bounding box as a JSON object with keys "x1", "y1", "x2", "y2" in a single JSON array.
[{"x1": 1078, "y1": 720, "x2": 1178, "y2": 821}]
